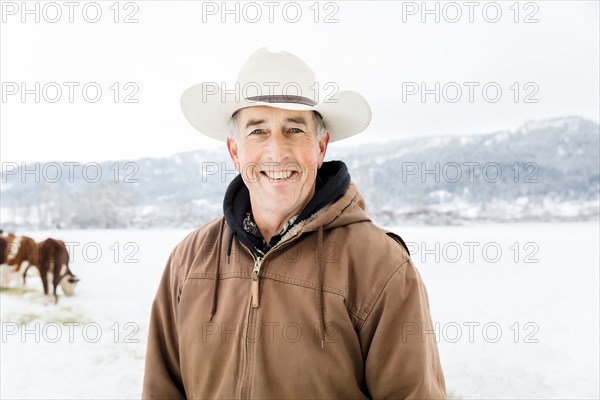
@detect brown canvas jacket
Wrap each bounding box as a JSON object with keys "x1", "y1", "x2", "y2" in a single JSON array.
[{"x1": 142, "y1": 183, "x2": 446, "y2": 399}]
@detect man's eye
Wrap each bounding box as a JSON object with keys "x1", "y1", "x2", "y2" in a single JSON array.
[
  {"x1": 250, "y1": 129, "x2": 264, "y2": 135},
  {"x1": 290, "y1": 128, "x2": 303, "y2": 134}
]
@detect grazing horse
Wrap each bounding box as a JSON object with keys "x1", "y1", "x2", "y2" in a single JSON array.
[
  {"x1": 1, "y1": 233, "x2": 80, "y2": 302},
  {"x1": 31, "y1": 238, "x2": 80, "y2": 303}
]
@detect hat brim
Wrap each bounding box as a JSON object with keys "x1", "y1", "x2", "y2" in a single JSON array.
[{"x1": 181, "y1": 83, "x2": 371, "y2": 142}]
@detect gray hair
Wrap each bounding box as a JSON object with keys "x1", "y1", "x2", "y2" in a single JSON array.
[{"x1": 227, "y1": 110, "x2": 327, "y2": 139}]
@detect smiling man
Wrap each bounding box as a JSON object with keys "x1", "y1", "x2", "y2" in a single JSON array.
[
  {"x1": 227, "y1": 106, "x2": 328, "y2": 244},
  {"x1": 142, "y1": 48, "x2": 446, "y2": 399}
]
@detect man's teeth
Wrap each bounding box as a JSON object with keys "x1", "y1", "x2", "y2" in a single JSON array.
[{"x1": 265, "y1": 171, "x2": 293, "y2": 180}]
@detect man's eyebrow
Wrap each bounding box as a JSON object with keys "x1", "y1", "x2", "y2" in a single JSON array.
[
  {"x1": 285, "y1": 117, "x2": 307, "y2": 125},
  {"x1": 245, "y1": 119, "x2": 266, "y2": 129}
]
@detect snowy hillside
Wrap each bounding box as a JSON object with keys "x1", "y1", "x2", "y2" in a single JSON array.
[{"x1": 1, "y1": 116, "x2": 598, "y2": 229}]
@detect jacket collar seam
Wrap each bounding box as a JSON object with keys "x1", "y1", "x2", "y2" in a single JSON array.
[{"x1": 186, "y1": 272, "x2": 253, "y2": 280}]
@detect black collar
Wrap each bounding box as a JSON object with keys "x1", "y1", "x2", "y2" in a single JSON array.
[{"x1": 223, "y1": 160, "x2": 351, "y2": 255}]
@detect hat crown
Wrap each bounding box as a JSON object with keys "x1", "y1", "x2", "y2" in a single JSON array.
[{"x1": 236, "y1": 48, "x2": 317, "y2": 102}]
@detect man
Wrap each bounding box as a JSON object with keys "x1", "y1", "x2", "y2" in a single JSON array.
[{"x1": 142, "y1": 48, "x2": 446, "y2": 399}]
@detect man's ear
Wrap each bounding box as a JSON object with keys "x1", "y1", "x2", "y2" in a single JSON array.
[
  {"x1": 317, "y1": 131, "x2": 330, "y2": 168},
  {"x1": 226, "y1": 137, "x2": 240, "y2": 172}
]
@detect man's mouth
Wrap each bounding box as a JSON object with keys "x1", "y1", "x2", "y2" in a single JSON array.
[{"x1": 260, "y1": 170, "x2": 298, "y2": 181}]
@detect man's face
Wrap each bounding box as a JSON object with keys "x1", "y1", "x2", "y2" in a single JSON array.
[{"x1": 227, "y1": 106, "x2": 329, "y2": 222}]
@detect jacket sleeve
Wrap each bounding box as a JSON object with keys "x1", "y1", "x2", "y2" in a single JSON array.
[
  {"x1": 142, "y1": 248, "x2": 186, "y2": 399},
  {"x1": 359, "y1": 258, "x2": 447, "y2": 399}
]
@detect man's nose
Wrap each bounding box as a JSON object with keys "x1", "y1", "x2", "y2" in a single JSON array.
[{"x1": 264, "y1": 132, "x2": 290, "y2": 161}]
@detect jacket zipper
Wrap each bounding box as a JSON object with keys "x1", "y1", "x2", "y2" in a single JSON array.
[
  {"x1": 247, "y1": 235, "x2": 296, "y2": 312},
  {"x1": 239, "y1": 234, "x2": 298, "y2": 399},
  {"x1": 251, "y1": 256, "x2": 262, "y2": 307}
]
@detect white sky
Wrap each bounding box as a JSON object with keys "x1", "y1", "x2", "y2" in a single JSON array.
[{"x1": 1, "y1": 0, "x2": 599, "y2": 163}]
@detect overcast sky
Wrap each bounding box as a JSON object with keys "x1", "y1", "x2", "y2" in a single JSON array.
[{"x1": 1, "y1": 0, "x2": 599, "y2": 163}]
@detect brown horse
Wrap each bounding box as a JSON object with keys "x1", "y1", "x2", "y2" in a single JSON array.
[
  {"x1": 31, "y1": 238, "x2": 80, "y2": 303},
  {"x1": 1, "y1": 233, "x2": 80, "y2": 302}
]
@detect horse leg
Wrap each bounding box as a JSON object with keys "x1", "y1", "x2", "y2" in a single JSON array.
[
  {"x1": 20, "y1": 261, "x2": 30, "y2": 285},
  {"x1": 51, "y1": 256, "x2": 61, "y2": 304},
  {"x1": 40, "y1": 265, "x2": 49, "y2": 297}
]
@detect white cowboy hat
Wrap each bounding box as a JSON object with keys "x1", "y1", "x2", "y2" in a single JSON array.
[{"x1": 180, "y1": 47, "x2": 371, "y2": 142}]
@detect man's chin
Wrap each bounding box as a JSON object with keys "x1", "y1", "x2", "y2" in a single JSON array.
[
  {"x1": 254, "y1": 192, "x2": 304, "y2": 214},
  {"x1": 254, "y1": 178, "x2": 302, "y2": 196}
]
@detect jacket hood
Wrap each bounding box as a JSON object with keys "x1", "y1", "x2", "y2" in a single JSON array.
[{"x1": 303, "y1": 180, "x2": 370, "y2": 233}]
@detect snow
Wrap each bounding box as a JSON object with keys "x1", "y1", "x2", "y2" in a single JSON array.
[
  {"x1": 420, "y1": 136, "x2": 452, "y2": 149},
  {"x1": 397, "y1": 222, "x2": 600, "y2": 399},
  {"x1": 517, "y1": 116, "x2": 584, "y2": 135},
  {"x1": 1, "y1": 223, "x2": 599, "y2": 399},
  {"x1": 1, "y1": 229, "x2": 190, "y2": 399},
  {"x1": 484, "y1": 131, "x2": 511, "y2": 146},
  {"x1": 459, "y1": 136, "x2": 475, "y2": 146}
]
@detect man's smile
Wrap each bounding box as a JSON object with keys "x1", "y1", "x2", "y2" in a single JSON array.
[{"x1": 259, "y1": 169, "x2": 300, "y2": 182}]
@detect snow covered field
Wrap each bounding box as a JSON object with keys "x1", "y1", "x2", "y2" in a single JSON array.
[{"x1": 1, "y1": 223, "x2": 598, "y2": 399}]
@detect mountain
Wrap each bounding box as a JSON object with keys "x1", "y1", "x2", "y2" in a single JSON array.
[{"x1": 1, "y1": 116, "x2": 598, "y2": 230}]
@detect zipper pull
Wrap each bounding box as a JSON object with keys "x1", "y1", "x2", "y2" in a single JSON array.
[{"x1": 251, "y1": 257, "x2": 262, "y2": 308}]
